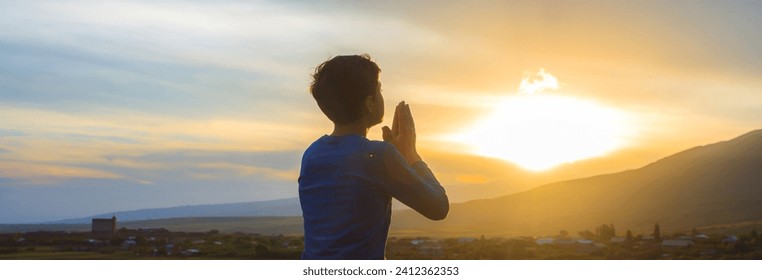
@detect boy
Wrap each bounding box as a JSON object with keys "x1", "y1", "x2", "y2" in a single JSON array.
[{"x1": 299, "y1": 54, "x2": 448, "y2": 259}]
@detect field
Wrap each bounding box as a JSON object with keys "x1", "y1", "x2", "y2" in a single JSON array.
[{"x1": 1, "y1": 221, "x2": 760, "y2": 260}]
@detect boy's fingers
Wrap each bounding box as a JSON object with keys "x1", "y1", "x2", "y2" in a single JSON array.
[
  {"x1": 392, "y1": 102, "x2": 402, "y2": 135},
  {"x1": 404, "y1": 104, "x2": 415, "y2": 131},
  {"x1": 382, "y1": 126, "x2": 393, "y2": 142}
]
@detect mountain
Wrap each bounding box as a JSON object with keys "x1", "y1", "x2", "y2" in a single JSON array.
[
  {"x1": 1, "y1": 217, "x2": 304, "y2": 235},
  {"x1": 391, "y1": 129, "x2": 762, "y2": 237},
  {"x1": 50, "y1": 197, "x2": 302, "y2": 224}
]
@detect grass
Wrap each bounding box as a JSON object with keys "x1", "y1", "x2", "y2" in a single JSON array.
[{"x1": 0, "y1": 246, "x2": 136, "y2": 260}]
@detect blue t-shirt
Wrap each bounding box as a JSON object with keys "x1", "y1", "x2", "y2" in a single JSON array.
[{"x1": 298, "y1": 134, "x2": 448, "y2": 260}]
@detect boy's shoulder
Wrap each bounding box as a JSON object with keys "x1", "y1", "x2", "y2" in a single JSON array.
[
  {"x1": 366, "y1": 138, "x2": 394, "y2": 151},
  {"x1": 302, "y1": 135, "x2": 394, "y2": 156}
]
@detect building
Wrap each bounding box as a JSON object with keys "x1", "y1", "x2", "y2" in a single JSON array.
[{"x1": 91, "y1": 216, "x2": 117, "y2": 234}]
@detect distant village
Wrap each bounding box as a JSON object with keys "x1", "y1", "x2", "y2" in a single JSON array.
[
  {"x1": 0, "y1": 217, "x2": 760, "y2": 259},
  {"x1": 1, "y1": 216, "x2": 302, "y2": 259},
  {"x1": 387, "y1": 223, "x2": 761, "y2": 260}
]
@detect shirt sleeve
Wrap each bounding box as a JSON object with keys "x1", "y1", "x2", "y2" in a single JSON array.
[{"x1": 377, "y1": 144, "x2": 449, "y2": 220}]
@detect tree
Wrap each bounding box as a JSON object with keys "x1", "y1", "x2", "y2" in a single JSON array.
[
  {"x1": 595, "y1": 223, "x2": 616, "y2": 241},
  {"x1": 626, "y1": 230, "x2": 633, "y2": 242},
  {"x1": 653, "y1": 223, "x2": 661, "y2": 241}
]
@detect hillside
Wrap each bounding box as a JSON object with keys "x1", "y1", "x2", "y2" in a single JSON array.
[
  {"x1": 391, "y1": 129, "x2": 762, "y2": 237},
  {"x1": 424, "y1": 145, "x2": 667, "y2": 203}
]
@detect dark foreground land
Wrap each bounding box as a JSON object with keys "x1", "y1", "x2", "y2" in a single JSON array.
[
  {"x1": 0, "y1": 228, "x2": 302, "y2": 260},
  {"x1": 1, "y1": 227, "x2": 760, "y2": 260}
]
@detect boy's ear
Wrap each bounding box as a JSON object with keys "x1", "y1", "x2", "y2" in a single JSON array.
[{"x1": 365, "y1": 95, "x2": 375, "y2": 114}]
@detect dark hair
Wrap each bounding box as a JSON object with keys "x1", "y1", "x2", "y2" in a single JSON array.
[{"x1": 310, "y1": 54, "x2": 381, "y2": 124}]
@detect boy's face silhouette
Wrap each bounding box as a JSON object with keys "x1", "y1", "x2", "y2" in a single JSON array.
[{"x1": 365, "y1": 82, "x2": 384, "y2": 128}]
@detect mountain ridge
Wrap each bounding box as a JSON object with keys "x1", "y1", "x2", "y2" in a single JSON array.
[
  {"x1": 49, "y1": 197, "x2": 302, "y2": 224},
  {"x1": 390, "y1": 129, "x2": 762, "y2": 237}
]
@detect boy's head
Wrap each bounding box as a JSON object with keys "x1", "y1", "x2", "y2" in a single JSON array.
[{"x1": 310, "y1": 54, "x2": 383, "y2": 126}]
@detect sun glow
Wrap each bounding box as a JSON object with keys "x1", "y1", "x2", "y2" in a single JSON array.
[{"x1": 449, "y1": 70, "x2": 634, "y2": 171}]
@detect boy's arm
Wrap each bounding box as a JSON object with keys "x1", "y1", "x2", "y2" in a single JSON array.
[
  {"x1": 380, "y1": 100, "x2": 448, "y2": 220},
  {"x1": 379, "y1": 145, "x2": 449, "y2": 220}
]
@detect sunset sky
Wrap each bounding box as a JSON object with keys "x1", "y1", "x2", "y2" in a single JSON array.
[{"x1": 1, "y1": 0, "x2": 761, "y2": 223}]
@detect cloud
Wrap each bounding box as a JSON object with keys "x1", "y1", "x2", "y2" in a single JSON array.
[
  {"x1": 1, "y1": 0, "x2": 445, "y2": 79},
  {"x1": 0, "y1": 104, "x2": 310, "y2": 187},
  {"x1": 94, "y1": 149, "x2": 303, "y2": 183},
  {"x1": 0, "y1": 0, "x2": 456, "y2": 140},
  {"x1": 0, "y1": 161, "x2": 122, "y2": 185},
  {"x1": 0, "y1": 105, "x2": 321, "y2": 154},
  {"x1": 193, "y1": 162, "x2": 297, "y2": 181}
]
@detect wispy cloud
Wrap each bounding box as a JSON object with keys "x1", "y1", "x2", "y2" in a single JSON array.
[
  {"x1": 0, "y1": 103, "x2": 310, "y2": 187},
  {"x1": 0, "y1": 161, "x2": 122, "y2": 184}
]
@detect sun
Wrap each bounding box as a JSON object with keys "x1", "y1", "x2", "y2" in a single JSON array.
[{"x1": 447, "y1": 70, "x2": 634, "y2": 171}]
